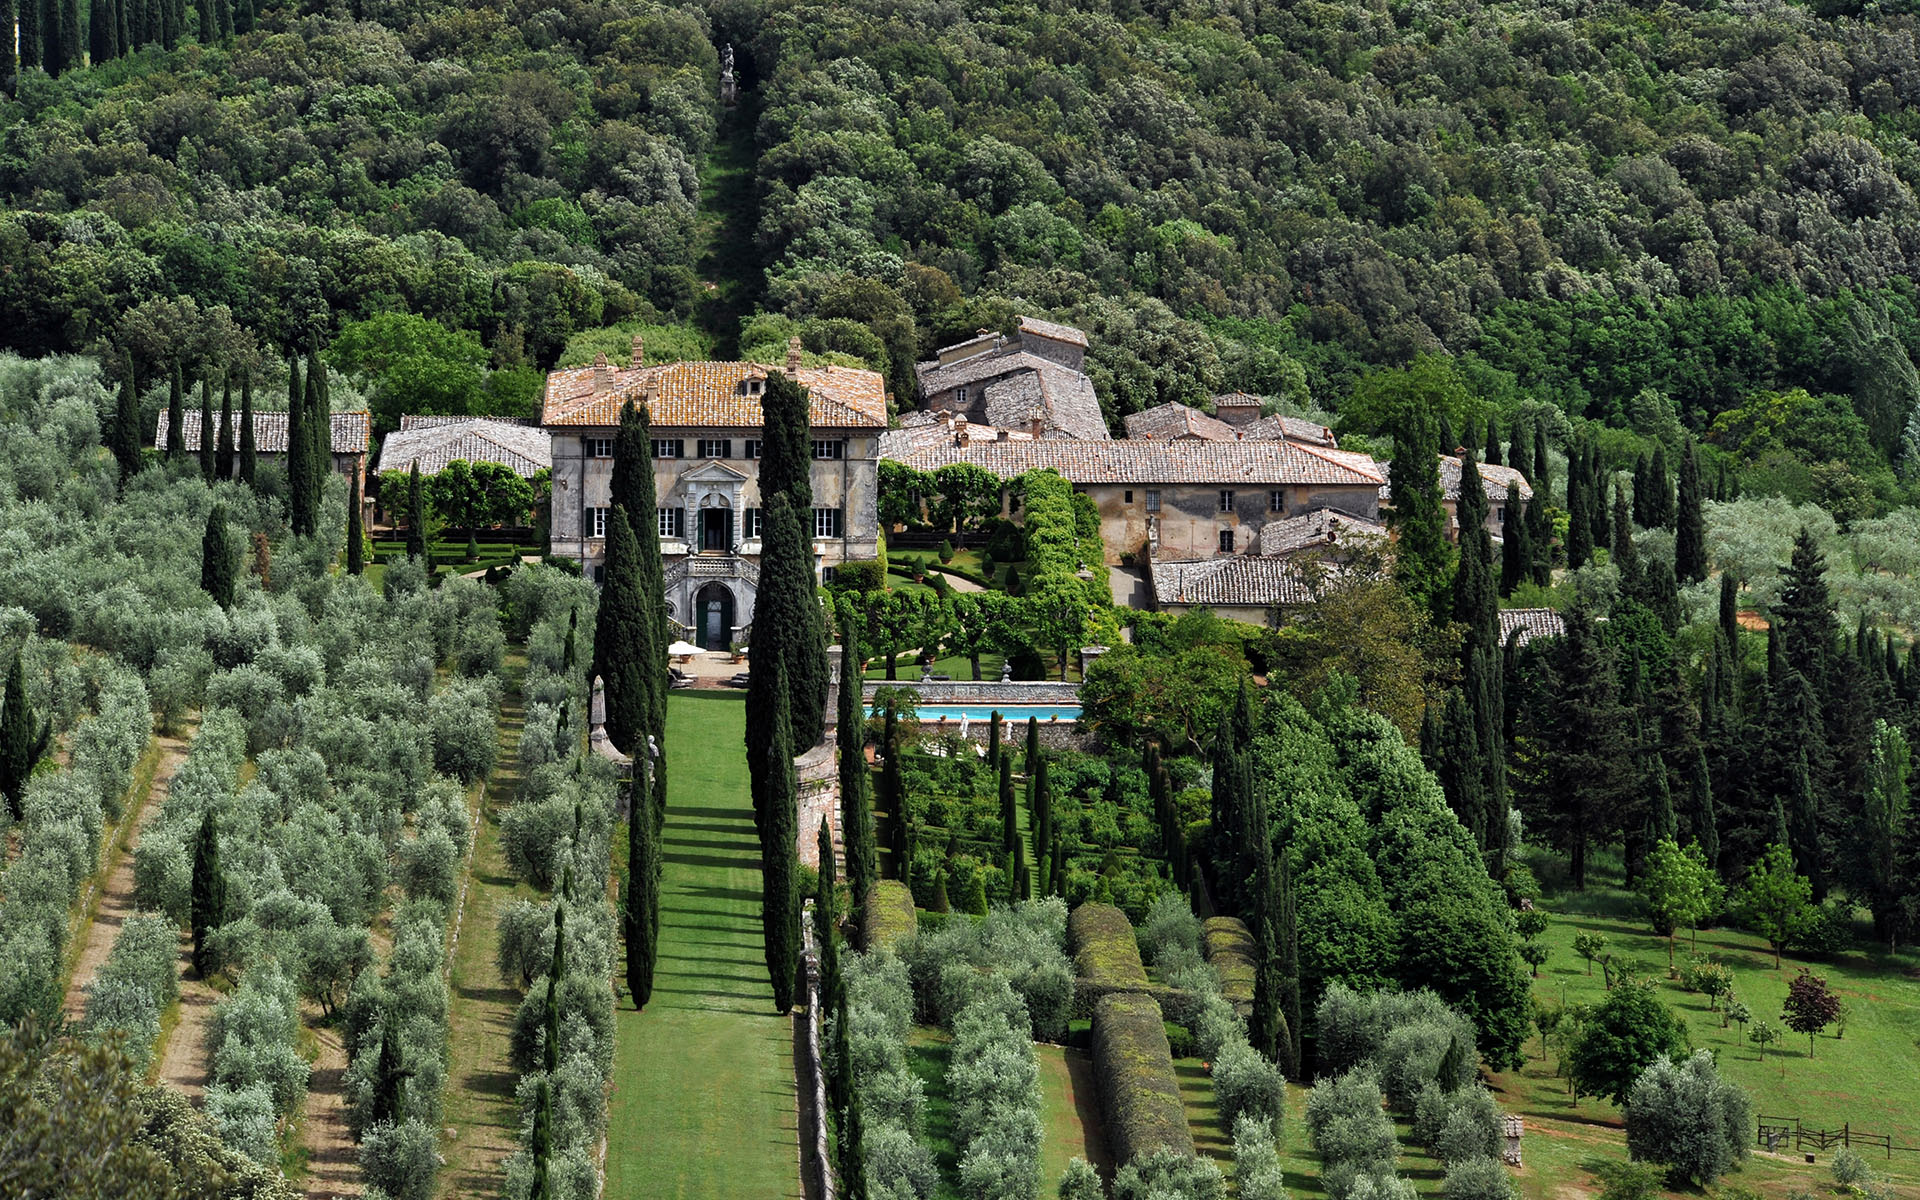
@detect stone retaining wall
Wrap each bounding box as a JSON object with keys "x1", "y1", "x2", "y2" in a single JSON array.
[{"x1": 796, "y1": 742, "x2": 839, "y2": 871}]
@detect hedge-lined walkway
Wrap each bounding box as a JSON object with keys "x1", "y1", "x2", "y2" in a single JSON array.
[{"x1": 608, "y1": 692, "x2": 799, "y2": 1200}]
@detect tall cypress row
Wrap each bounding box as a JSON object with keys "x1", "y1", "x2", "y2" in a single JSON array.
[
  {"x1": 18, "y1": 0, "x2": 42, "y2": 70},
  {"x1": 1500, "y1": 481, "x2": 1530, "y2": 597},
  {"x1": 836, "y1": 598, "x2": 877, "y2": 896},
  {"x1": 759, "y1": 370, "x2": 828, "y2": 747},
  {"x1": 1507, "y1": 414, "x2": 1531, "y2": 482},
  {"x1": 625, "y1": 742, "x2": 658, "y2": 1008},
  {"x1": 112, "y1": 351, "x2": 141, "y2": 482},
  {"x1": 759, "y1": 634, "x2": 800, "y2": 1014},
  {"x1": 611, "y1": 400, "x2": 668, "y2": 820},
  {"x1": 215, "y1": 375, "x2": 235, "y2": 480},
  {"x1": 594, "y1": 509, "x2": 650, "y2": 757},
  {"x1": 165, "y1": 360, "x2": 185, "y2": 460},
  {"x1": 89, "y1": 0, "x2": 115, "y2": 64},
  {"x1": 238, "y1": 368, "x2": 257, "y2": 485},
  {"x1": 197, "y1": 376, "x2": 215, "y2": 481},
  {"x1": 1387, "y1": 402, "x2": 1449, "y2": 614}
]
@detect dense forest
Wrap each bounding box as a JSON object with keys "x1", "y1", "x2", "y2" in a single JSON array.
[{"x1": 1, "y1": 0, "x2": 1919, "y2": 514}]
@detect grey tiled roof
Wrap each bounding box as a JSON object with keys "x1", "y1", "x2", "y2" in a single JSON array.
[
  {"x1": 1240, "y1": 414, "x2": 1339, "y2": 447},
  {"x1": 1150, "y1": 553, "x2": 1323, "y2": 608},
  {"x1": 885, "y1": 438, "x2": 1387, "y2": 487},
  {"x1": 156, "y1": 408, "x2": 370, "y2": 455},
  {"x1": 376, "y1": 417, "x2": 553, "y2": 478},
  {"x1": 879, "y1": 412, "x2": 1034, "y2": 457},
  {"x1": 1213, "y1": 391, "x2": 1265, "y2": 410},
  {"x1": 1017, "y1": 315, "x2": 1089, "y2": 347},
  {"x1": 1124, "y1": 402, "x2": 1238, "y2": 441},
  {"x1": 1379, "y1": 455, "x2": 1534, "y2": 503},
  {"x1": 982, "y1": 367, "x2": 1109, "y2": 440},
  {"x1": 1258, "y1": 508, "x2": 1386, "y2": 556},
  {"x1": 1499, "y1": 608, "x2": 1566, "y2": 647}
]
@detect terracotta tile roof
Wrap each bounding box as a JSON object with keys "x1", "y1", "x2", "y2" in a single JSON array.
[
  {"x1": 886, "y1": 438, "x2": 1385, "y2": 487},
  {"x1": 1124, "y1": 402, "x2": 1238, "y2": 442},
  {"x1": 542, "y1": 359, "x2": 887, "y2": 430},
  {"x1": 1213, "y1": 391, "x2": 1265, "y2": 410},
  {"x1": 879, "y1": 412, "x2": 1035, "y2": 457},
  {"x1": 1240, "y1": 413, "x2": 1339, "y2": 447},
  {"x1": 1499, "y1": 608, "x2": 1566, "y2": 647},
  {"x1": 1017, "y1": 315, "x2": 1089, "y2": 348},
  {"x1": 1150, "y1": 552, "x2": 1324, "y2": 608},
  {"x1": 1258, "y1": 507, "x2": 1386, "y2": 556},
  {"x1": 155, "y1": 409, "x2": 370, "y2": 455},
  {"x1": 376, "y1": 417, "x2": 552, "y2": 478}
]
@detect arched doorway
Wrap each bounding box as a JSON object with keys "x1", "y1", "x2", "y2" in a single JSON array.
[{"x1": 695, "y1": 582, "x2": 735, "y2": 650}]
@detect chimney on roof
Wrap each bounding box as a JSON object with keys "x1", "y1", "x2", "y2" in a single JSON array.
[
  {"x1": 592, "y1": 353, "x2": 612, "y2": 395},
  {"x1": 1029, "y1": 411, "x2": 1045, "y2": 439},
  {"x1": 955, "y1": 414, "x2": 970, "y2": 446},
  {"x1": 630, "y1": 332, "x2": 644, "y2": 368},
  {"x1": 786, "y1": 336, "x2": 802, "y2": 373}
]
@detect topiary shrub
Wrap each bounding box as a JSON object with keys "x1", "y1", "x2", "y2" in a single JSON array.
[
  {"x1": 1070, "y1": 903, "x2": 1148, "y2": 989},
  {"x1": 1092, "y1": 992, "x2": 1192, "y2": 1166}
]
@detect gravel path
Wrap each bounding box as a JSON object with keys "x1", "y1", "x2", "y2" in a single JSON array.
[{"x1": 302, "y1": 1014, "x2": 362, "y2": 1199}]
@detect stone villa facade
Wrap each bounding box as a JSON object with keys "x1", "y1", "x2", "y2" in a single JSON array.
[{"x1": 543, "y1": 337, "x2": 887, "y2": 648}]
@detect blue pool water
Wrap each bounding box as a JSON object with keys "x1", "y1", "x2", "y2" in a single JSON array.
[{"x1": 891, "y1": 704, "x2": 1082, "y2": 723}]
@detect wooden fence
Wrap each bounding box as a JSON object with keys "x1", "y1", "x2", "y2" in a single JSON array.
[{"x1": 1759, "y1": 1116, "x2": 1904, "y2": 1158}]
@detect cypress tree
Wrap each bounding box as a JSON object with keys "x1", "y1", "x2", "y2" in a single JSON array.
[
  {"x1": 1611, "y1": 482, "x2": 1639, "y2": 590},
  {"x1": 18, "y1": 0, "x2": 41, "y2": 70},
  {"x1": 1508, "y1": 414, "x2": 1531, "y2": 482},
  {"x1": 626, "y1": 749, "x2": 658, "y2": 1008},
  {"x1": 544, "y1": 906, "x2": 565, "y2": 1071},
  {"x1": 1033, "y1": 753, "x2": 1051, "y2": 871},
  {"x1": 1438, "y1": 411, "x2": 1457, "y2": 456},
  {"x1": 594, "y1": 509, "x2": 650, "y2": 757},
  {"x1": 1675, "y1": 439, "x2": 1706, "y2": 584},
  {"x1": 1587, "y1": 447, "x2": 1610, "y2": 551},
  {"x1": 1565, "y1": 448, "x2": 1592, "y2": 570},
  {"x1": 1631, "y1": 453, "x2": 1654, "y2": 528},
  {"x1": 1689, "y1": 746, "x2": 1719, "y2": 871},
  {"x1": 1388, "y1": 403, "x2": 1450, "y2": 614},
  {"x1": 304, "y1": 349, "x2": 329, "y2": 529},
  {"x1": 563, "y1": 608, "x2": 577, "y2": 673},
  {"x1": 1454, "y1": 451, "x2": 1508, "y2": 871},
  {"x1": 89, "y1": 0, "x2": 113, "y2": 63},
  {"x1": 836, "y1": 599, "x2": 877, "y2": 897},
  {"x1": 1719, "y1": 574, "x2": 1740, "y2": 653},
  {"x1": 112, "y1": 351, "x2": 141, "y2": 481},
  {"x1": 1248, "y1": 789, "x2": 1286, "y2": 1065},
  {"x1": 1276, "y1": 843, "x2": 1302, "y2": 1077},
  {"x1": 197, "y1": 376, "x2": 214, "y2": 481},
  {"x1": 406, "y1": 462, "x2": 426, "y2": 560},
  {"x1": 287, "y1": 356, "x2": 311, "y2": 535},
  {"x1": 0, "y1": 655, "x2": 47, "y2": 821},
  {"x1": 1484, "y1": 414, "x2": 1502, "y2": 466},
  {"x1": 55, "y1": 0, "x2": 79, "y2": 74},
  {"x1": 194, "y1": 0, "x2": 211, "y2": 39},
  {"x1": 347, "y1": 469, "x2": 365, "y2": 575},
  {"x1": 1025, "y1": 715, "x2": 1039, "y2": 775},
  {"x1": 1649, "y1": 444, "x2": 1673, "y2": 528},
  {"x1": 165, "y1": 360, "x2": 185, "y2": 460},
  {"x1": 200, "y1": 503, "x2": 234, "y2": 607},
  {"x1": 987, "y1": 709, "x2": 1001, "y2": 770},
  {"x1": 1500, "y1": 482, "x2": 1530, "y2": 597},
  {"x1": 238, "y1": 369, "x2": 257, "y2": 485},
  {"x1": 610, "y1": 401, "x2": 668, "y2": 817},
  {"x1": 529, "y1": 1079, "x2": 552, "y2": 1200},
  {"x1": 748, "y1": 494, "x2": 807, "y2": 824},
  {"x1": 999, "y1": 748, "x2": 1017, "y2": 858},
  {"x1": 1436, "y1": 687, "x2": 1485, "y2": 844},
  {"x1": 215, "y1": 376, "x2": 235, "y2": 480},
  {"x1": 760, "y1": 651, "x2": 801, "y2": 1014},
  {"x1": 190, "y1": 808, "x2": 225, "y2": 978},
  {"x1": 759, "y1": 370, "x2": 828, "y2": 747},
  {"x1": 371, "y1": 1021, "x2": 406, "y2": 1126},
  {"x1": 1527, "y1": 422, "x2": 1553, "y2": 584}
]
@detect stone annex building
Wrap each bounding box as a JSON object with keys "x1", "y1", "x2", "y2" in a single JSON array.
[{"x1": 542, "y1": 336, "x2": 887, "y2": 649}]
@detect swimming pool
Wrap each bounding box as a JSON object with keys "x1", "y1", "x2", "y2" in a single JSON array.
[{"x1": 891, "y1": 704, "x2": 1083, "y2": 723}]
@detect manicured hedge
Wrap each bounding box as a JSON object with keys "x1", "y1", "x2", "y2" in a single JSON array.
[
  {"x1": 863, "y1": 879, "x2": 918, "y2": 951},
  {"x1": 1202, "y1": 916, "x2": 1256, "y2": 1011},
  {"x1": 1069, "y1": 902, "x2": 1147, "y2": 989},
  {"x1": 1092, "y1": 992, "x2": 1194, "y2": 1167}
]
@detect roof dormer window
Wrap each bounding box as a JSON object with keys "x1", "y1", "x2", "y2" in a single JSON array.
[{"x1": 738, "y1": 378, "x2": 765, "y2": 397}]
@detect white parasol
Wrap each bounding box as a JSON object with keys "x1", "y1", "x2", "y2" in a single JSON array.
[{"x1": 667, "y1": 640, "x2": 704, "y2": 657}]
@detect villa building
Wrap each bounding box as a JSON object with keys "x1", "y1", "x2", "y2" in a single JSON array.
[{"x1": 542, "y1": 336, "x2": 887, "y2": 648}]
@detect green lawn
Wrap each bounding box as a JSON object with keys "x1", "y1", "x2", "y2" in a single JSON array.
[
  {"x1": 1038, "y1": 1043, "x2": 1110, "y2": 1187},
  {"x1": 907, "y1": 1028, "x2": 962, "y2": 1199},
  {"x1": 606, "y1": 693, "x2": 799, "y2": 1200}
]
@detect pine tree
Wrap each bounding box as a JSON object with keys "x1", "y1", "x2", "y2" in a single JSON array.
[
  {"x1": 1508, "y1": 413, "x2": 1531, "y2": 482},
  {"x1": 406, "y1": 462, "x2": 426, "y2": 559},
  {"x1": 190, "y1": 808, "x2": 225, "y2": 978},
  {"x1": 165, "y1": 360, "x2": 185, "y2": 460},
  {"x1": 760, "y1": 651, "x2": 801, "y2": 1014},
  {"x1": 1777, "y1": 528, "x2": 1837, "y2": 689},
  {"x1": 0, "y1": 655, "x2": 48, "y2": 821},
  {"x1": 197, "y1": 376, "x2": 215, "y2": 482},
  {"x1": 238, "y1": 369, "x2": 256, "y2": 485},
  {"x1": 1388, "y1": 403, "x2": 1450, "y2": 614},
  {"x1": 200, "y1": 503, "x2": 234, "y2": 607},
  {"x1": 610, "y1": 401, "x2": 668, "y2": 818},
  {"x1": 112, "y1": 352, "x2": 141, "y2": 481},
  {"x1": 287, "y1": 356, "x2": 311, "y2": 535},
  {"x1": 1531, "y1": 604, "x2": 1633, "y2": 888},
  {"x1": 346, "y1": 469, "x2": 365, "y2": 575},
  {"x1": 1500, "y1": 481, "x2": 1530, "y2": 597},
  {"x1": 626, "y1": 746, "x2": 658, "y2": 1007},
  {"x1": 836, "y1": 599, "x2": 877, "y2": 897},
  {"x1": 594, "y1": 509, "x2": 650, "y2": 757},
  {"x1": 215, "y1": 376, "x2": 235, "y2": 480},
  {"x1": 1675, "y1": 439, "x2": 1706, "y2": 584},
  {"x1": 1484, "y1": 414, "x2": 1502, "y2": 466}
]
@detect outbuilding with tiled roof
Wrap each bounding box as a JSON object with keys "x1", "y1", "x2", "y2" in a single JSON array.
[
  {"x1": 155, "y1": 408, "x2": 371, "y2": 490},
  {"x1": 377, "y1": 416, "x2": 552, "y2": 479}
]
